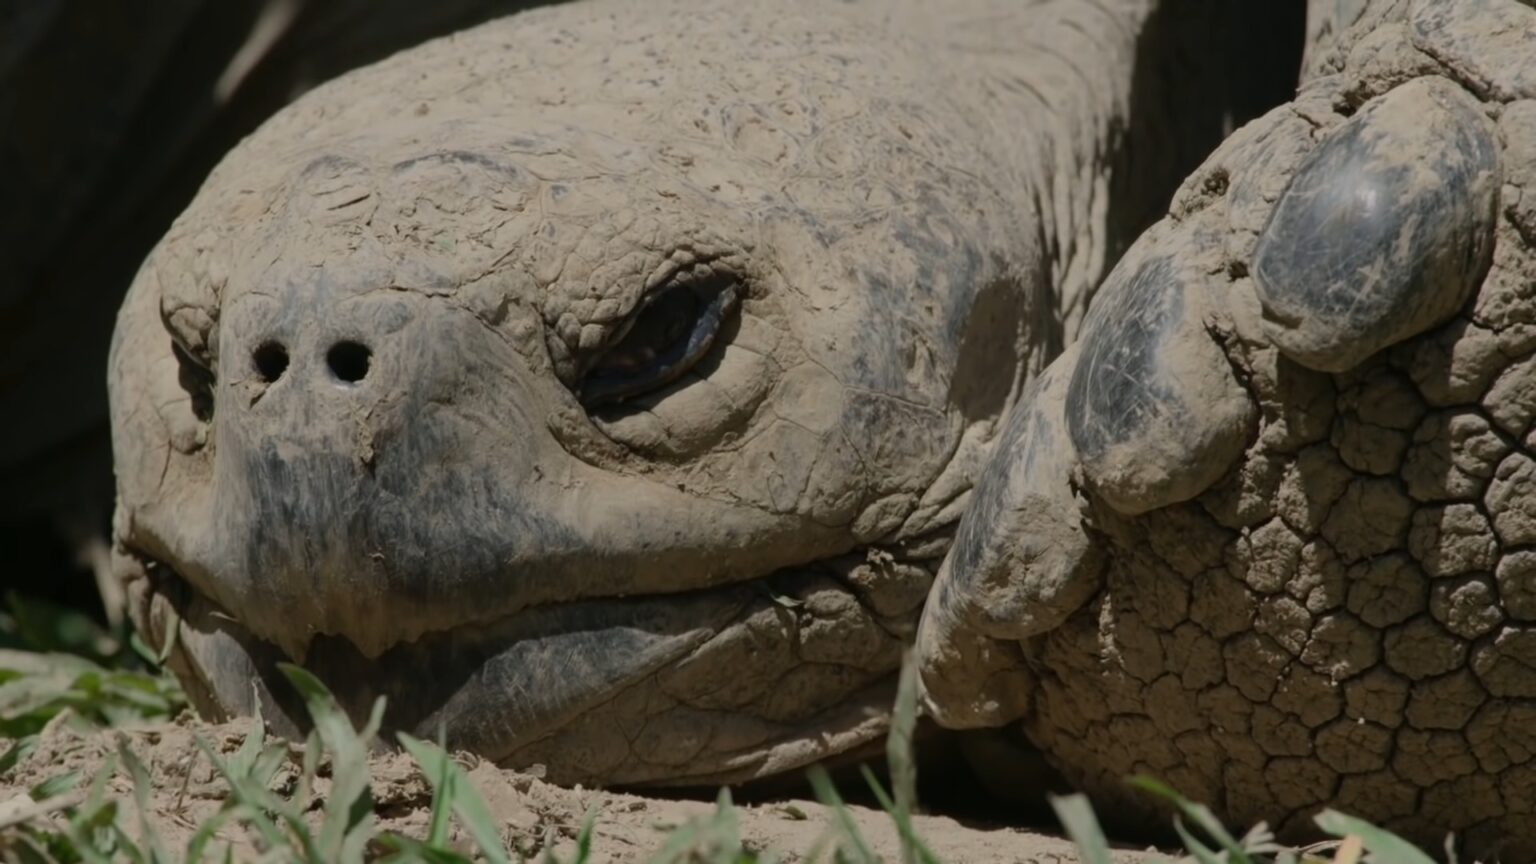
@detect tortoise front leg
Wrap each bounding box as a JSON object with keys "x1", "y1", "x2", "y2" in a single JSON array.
[{"x1": 921, "y1": 0, "x2": 1535, "y2": 851}]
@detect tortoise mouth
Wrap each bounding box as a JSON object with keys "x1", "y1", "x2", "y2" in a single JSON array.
[{"x1": 137, "y1": 545, "x2": 933, "y2": 786}]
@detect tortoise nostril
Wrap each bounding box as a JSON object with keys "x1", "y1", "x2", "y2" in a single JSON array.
[
  {"x1": 252, "y1": 342, "x2": 290, "y2": 383},
  {"x1": 327, "y1": 340, "x2": 372, "y2": 384}
]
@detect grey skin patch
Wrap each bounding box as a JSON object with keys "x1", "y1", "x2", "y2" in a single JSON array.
[
  {"x1": 1410, "y1": 0, "x2": 1536, "y2": 101},
  {"x1": 1252, "y1": 77, "x2": 1499, "y2": 372},
  {"x1": 1066, "y1": 252, "x2": 1255, "y2": 515}
]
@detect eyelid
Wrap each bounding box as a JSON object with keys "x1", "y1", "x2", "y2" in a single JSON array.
[{"x1": 581, "y1": 284, "x2": 739, "y2": 406}]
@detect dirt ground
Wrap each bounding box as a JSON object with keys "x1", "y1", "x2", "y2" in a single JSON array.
[{"x1": 0, "y1": 715, "x2": 1152, "y2": 862}]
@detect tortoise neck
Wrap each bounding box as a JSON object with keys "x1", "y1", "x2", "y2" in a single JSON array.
[
  {"x1": 902, "y1": 0, "x2": 1155, "y2": 345},
  {"x1": 919, "y1": 0, "x2": 1303, "y2": 344}
]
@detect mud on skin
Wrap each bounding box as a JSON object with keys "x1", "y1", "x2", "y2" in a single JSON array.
[{"x1": 919, "y1": 0, "x2": 1536, "y2": 856}]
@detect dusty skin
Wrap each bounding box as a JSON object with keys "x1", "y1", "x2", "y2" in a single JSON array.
[
  {"x1": 98, "y1": 0, "x2": 1536, "y2": 859},
  {"x1": 0, "y1": 717, "x2": 1144, "y2": 863},
  {"x1": 107, "y1": 0, "x2": 1276, "y2": 793},
  {"x1": 920, "y1": 0, "x2": 1536, "y2": 857}
]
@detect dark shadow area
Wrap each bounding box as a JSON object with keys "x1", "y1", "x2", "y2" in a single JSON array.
[
  {"x1": 0, "y1": 515, "x2": 104, "y2": 619},
  {"x1": 637, "y1": 727, "x2": 1177, "y2": 853},
  {"x1": 1101, "y1": 1, "x2": 1308, "y2": 311},
  {"x1": 714, "y1": 726, "x2": 1071, "y2": 828},
  {"x1": 0, "y1": 0, "x2": 558, "y2": 599},
  {"x1": 0, "y1": 425, "x2": 113, "y2": 613}
]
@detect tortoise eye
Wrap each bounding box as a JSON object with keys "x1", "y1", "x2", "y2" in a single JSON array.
[{"x1": 580, "y1": 275, "x2": 739, "y2": 406}]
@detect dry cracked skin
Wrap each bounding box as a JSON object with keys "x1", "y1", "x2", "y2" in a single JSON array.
[{"x1": 102, "y1": 0, "x2": 1536, "y2": 858}]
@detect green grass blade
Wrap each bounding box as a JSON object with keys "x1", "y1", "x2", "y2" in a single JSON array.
[
  {"x1": 858, "y1": 766, "x2": 940, "y2": 864},
  {"x1": 886, "y1": 650, "x2": 926, "y2": 864},
  {"x1": 398, "y1": 732, "x2": 511, "y2": 864},
  {"x1": 647, "y1": 788, "x2": 754, "y2": 864},
  {"x1": 108, "y1": 823, "x2": 151, "y2": 864},
  {"x1": 426, "y1": 747, "x2": 455, "y2": 848},
  {"x1": 8, "y1": 830, "x2": 67, "y2": 864},
  {"x1": 359, "y1": 693, "x2": 387, "y2": 742},
  {"x1": 338, "y1": 805, "x2": 377, "y2": 864},
  {"x1": 194, "y1": 734, "x2": 313, "y2": 861},
  {"x1": 276, "y1": 664, "x2": 377, "y2": 863},
  {"x1": 298, "y1": 729, "x2": 321, "y2": 808},
  {"x1": 1128, "y1": 775, "x2": 1247, "y2": 858},
  {"x1": 888, "y1": 651, "x2": 918, "y2": 815},
  {"x1": 60, "y1": 810, "x2": 118, "y2": 864},
  {"x1": 249, "y1": 742, "x2": 290, "y2": 792},
  {"x1": 647, "y1": 816, "x2": 705, "y2": 863},
  {"x1": 0, "y1": 648, "x2": 101, "y2": 678},
  {"x1": 1314, "y1": 810, "x2": 1437, "y2": 864},
  {"x1": 712, "y1": 787, "x2": 741, "y2": 849},
  {"x1": 373, "y1": 832, "x2": 477, "y2": 864},
  {"x1": 806, "y1": 765, "x2": 877, "y2": 864},
  {"x1": 4, "y1": 592, "x2": 118, "y2": 661},
  {"x1": 1170, "y1": 816, "x2": 1229, "y2": 864},
  {"x1": 83, "y1": 754, "x2": 117, "y2": 815},
  {"x1": 184, "y1": 803, "x2": 243, "y2": 863},
  {"x1": 28, "y1": 770, "x2": 82, "y2": 802},
  {"x1": 56, "y1": 793, "x2": 125, "y2": 864},
  {"x1": 0, "y1": 733, "x2": 37, "y2": 776},
  {"x1": 1049, "y1": 794, "x2": 1115, "y2": 864},
  {"x1": 118, "y1": 737, "x2": 170, "y2": 864},
  {"x1": 571, "y1": 806, "x2": 597, "y2": 864},
  {"x1": 228, "y1": 703, "x2": 266, "y2": 780}
]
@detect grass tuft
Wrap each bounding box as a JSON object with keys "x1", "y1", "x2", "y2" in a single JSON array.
[
  {"x1": 0, "y1": 599, "x2": 1471, "y2": 863},
  {"x1": 393, "y1": 732, "x2": 511, "y2": 864}
]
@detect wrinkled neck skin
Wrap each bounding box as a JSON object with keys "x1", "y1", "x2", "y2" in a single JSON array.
[
  {"x1": 110, "y1": 0, "x2": 1243, "y2": 785},
  {"x1": 884, "y1": 0, "x2": 1157, "y2": 342}
]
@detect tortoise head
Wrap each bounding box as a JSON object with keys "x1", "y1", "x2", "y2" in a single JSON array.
[{"x1": 108, "y1": 7, "x2": 1045, "y2": 784}]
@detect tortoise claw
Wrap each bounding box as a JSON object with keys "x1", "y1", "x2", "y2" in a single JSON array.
[
  {"x1": 1252, "y1": 76, "x2": 1499, "y2": 372},
  {"x1": 918, "y1": 358, "x2": 1103, "y2": 727},
  {"x1": 928, "y1": 8, "x2": 1536, "y2": 846},
  {"x1": 1066, "y1": 227, "x2": 1258, "y2": 515}
]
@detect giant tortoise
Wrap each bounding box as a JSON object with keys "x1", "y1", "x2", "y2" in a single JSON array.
[{"x1": 107, "y1": 0, "x2": 1536, "y2": 855}]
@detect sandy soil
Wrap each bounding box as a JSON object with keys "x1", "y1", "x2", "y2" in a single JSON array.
[{"x1": 0, "y1": 715, "x2": 1153, "y2": 863}]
